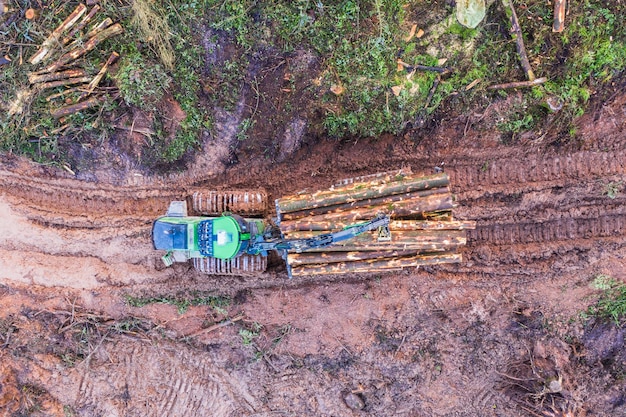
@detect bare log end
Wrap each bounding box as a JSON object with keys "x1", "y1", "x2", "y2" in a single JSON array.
[{"x1": 25, "y1": 8, "x2": 40, "y2": 20}]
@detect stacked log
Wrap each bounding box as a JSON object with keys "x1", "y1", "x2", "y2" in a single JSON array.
[{"x1": 275, "y1": 171, "x2": 476, "y2": 277}]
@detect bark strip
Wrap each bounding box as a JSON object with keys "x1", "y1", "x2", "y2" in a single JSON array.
[{"x1": 552, "y1": 0, "x2": 566, "y2": 33}]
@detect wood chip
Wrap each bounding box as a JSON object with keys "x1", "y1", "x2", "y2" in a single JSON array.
[
  {"x1": 405, "y1": 24, "x2": 417, "y2": 42},
  {"x1": 330, "y1": 84, "x2": 345, "y2": 95},
  {"x1": 25, "y1": 8, "x2": 40, "y2": 20},
  {"x1": 416, "y1": 28, "x2": 425, "y2": 38},
  {"x1": 465, "y1": 79, "x2": 481, "y2": 91},
  {"x1": 391, "y1": 85, "x2": 403, "y2": 96}
]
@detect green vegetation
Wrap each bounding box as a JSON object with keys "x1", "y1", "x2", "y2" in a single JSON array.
[
  {"x1": 239, "y1": 323, "x2": 262, "y2": 346},
  {"x1": 115, "y1": 53, "x2": 171, "y2": 110},
  {"x1": 603, "y1": 181, "x2": 623, "y2": 199},
  {"x1": 585, "y1": 275, "x2": 626, "y2": 324},
  {"x1": 125, "y1": 292, "x2": 231, "y2": 314},
  {"x1": 1, "y1": 0, "x2": 625, "y2": 168}
]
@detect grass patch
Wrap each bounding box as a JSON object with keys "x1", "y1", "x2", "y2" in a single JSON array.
[
  {"x1": 584, "y1": 275, "x2": 626, "y2": 324},
  {"x1": 125, "y1": 292, "x2": 231, "y2": 314},
  {"x1": 2, "y1": 0, "x2": 625, "y2": 167},
  {"x1": 0, "y1": 0, "x2": 211, "y2": 168}
]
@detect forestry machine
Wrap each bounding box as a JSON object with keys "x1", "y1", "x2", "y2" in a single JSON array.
[{"x1": 152, "y1": 170, "x2": 475, "y2": 277}]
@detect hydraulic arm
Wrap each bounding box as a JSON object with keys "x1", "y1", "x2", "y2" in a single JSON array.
[{"x1": 247, "y1": 214, "x2": 390, "y2": 255}]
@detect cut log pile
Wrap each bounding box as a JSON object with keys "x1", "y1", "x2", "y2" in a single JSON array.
[
  {"x1": 275, "y1": 170, "x2": 476, "y2": 277},
  {"x1": 25, "y1": 3, "x2": 122, "y2": 119}
]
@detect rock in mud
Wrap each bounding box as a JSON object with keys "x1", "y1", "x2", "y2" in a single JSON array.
[{"x1": 343, "y1": 392, "x2": 365, "y2": 410}]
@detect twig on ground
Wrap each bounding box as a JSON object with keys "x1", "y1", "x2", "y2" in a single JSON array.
[
  {"x1": 487, "y1": 77, "x2": 547, "y2": 90},
  {"x1": 79, "y1": 51, "x2": 119, "y2": 99},
  {"x1": 29, "y1": 68, "x2": 87, "y2": 84},
  {"x1": 187, "y1": 314, "x2": 244, "y2": 338},
  {"x1": 397, "y1": 59, "x2": 451, "y2": 74},
  {"x1": 37, "y1": 76, "x2": 91, "y2": 91},
  {"x1": 502, "y1": 0, "x2": 535, "y2": 81}
]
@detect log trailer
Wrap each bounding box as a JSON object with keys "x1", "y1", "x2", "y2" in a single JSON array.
[{"x1": 152, "y1": 170, "x2": 476, "y2": 277}]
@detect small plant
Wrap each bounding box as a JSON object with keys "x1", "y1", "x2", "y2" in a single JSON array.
[
  {"x1": 236, "y1": 118, "x2": 255, "y2": 141},
  {"x1": 64, "y1": 405, "x2": 77, "y2": 417},
  {"x1": 239, "y1": 322, "x2": 262, "y2": 346},
  {"x1": 603, "y1": 181, "x2": 623, "y2": 199},
  {"x1": 586, "y1": 275, "x2": 626, "y2": 324}
]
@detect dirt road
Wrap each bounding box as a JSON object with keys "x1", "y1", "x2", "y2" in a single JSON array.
[{"x1": 0, "y1": 94, "x2": 625, "y2": 416}]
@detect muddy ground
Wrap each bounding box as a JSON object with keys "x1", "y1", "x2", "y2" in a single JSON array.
[{"x1": 2, "y1": 28, "x2": 626, "y2": 417}]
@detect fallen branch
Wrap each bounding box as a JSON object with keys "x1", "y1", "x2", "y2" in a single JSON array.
[
  {"x1": 28, "y1": 3, "x2": 87, "y2": 65},
  {"x1": 79, "y1": 51, "x2": 119, "y2": 99},
  {"x1": 63, "y1": 4, "x2": 101, "y2": 44},
  {"x1": 424, "y1": 75, "x2": 440, "y2": 109},
  {"x1": 114, "y1": 125, "x2": 155, "y2": 138},
  {"x1": 84, "y1": 17, "x2": 113, "y2": 39},
  {"x1": 42, "y1": 23, "x2": 123, "y2": 73},
  {"x1": 187, "y1": 314, "x2": 244, "y2": 338},
  {"x1": 28, "y1": 68, "x2": 87, "y2": 84},
  {"x1": 487, "y1": 77, "x2": 547, "y2": 90},
  {"x1": 37, "y1": 76, "x2": 91, "y2": 91},
  {"x1": 46, "y1": 86, "x2": 86, "y2": 102},
  {"x1": 502, "y1": 0, "x2": 535, "y2": 81},
  {"x1": 398, "y1": 59, "x2": 451, "y2": 74},
  {"x1": 552, "y1": 0, "x2": 566, "y2": 33},
  {"x1": 51, "y1": 96, "x2": 100, "y2": 118}
]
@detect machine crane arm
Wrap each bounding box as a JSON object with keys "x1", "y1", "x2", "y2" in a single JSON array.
[{"x1": 247, "y1": 214, "x2": 390, "y2": 255}]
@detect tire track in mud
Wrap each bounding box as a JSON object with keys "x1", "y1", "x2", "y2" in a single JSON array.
[
  {"x1": 448, "y1": 151, "x2": 625, "y2": 275},
  {"x1": 74, "y1": 340, "x2": 260, "y2": 417},
  {"x1": 448, "y1": 150, "x2": 626, "y2": 191},
  {"x1": 1, "y1": 148, "x2": 625, "y2": 288}
]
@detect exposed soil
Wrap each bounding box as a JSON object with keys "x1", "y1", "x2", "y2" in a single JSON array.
[
  {"x1": 1, "y1": 87, "x2": 625, "y2": 416},
  {"x1": 2, "y1": 24, "x2": 626, "y2": 417}
]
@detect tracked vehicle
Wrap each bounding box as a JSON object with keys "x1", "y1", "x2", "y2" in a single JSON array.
[{"x1": 152, "y1": 170, "x2": 475, "y2": 277}]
